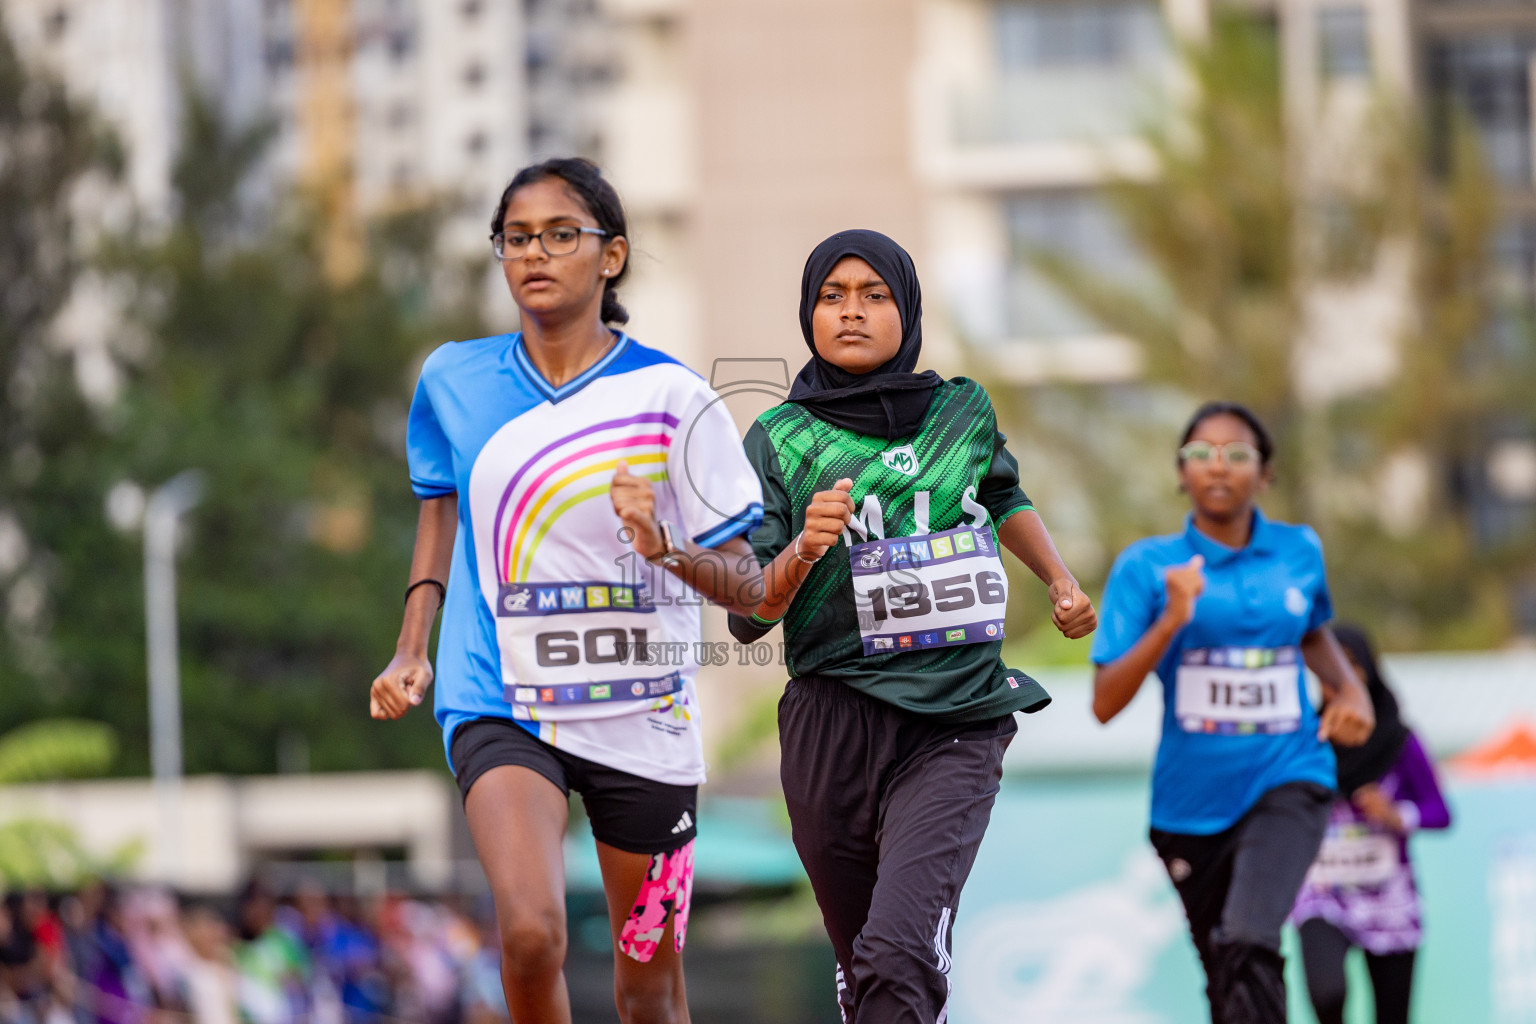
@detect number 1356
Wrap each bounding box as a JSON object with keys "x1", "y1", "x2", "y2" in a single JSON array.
[{"x1": 862, "y1": 570, "x2": 1005, "y2": 625}]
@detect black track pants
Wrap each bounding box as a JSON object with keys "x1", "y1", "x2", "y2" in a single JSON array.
[
  {"x1": 1150, "y1": 781, "x2": 1333, "y2": 1024},
  {"x1": 1298, "y1": 918, "x2": 1416, "y2": 1024},
  {"x1": 778, "y1": 676, "x2": 1016, "y2": 1024}
]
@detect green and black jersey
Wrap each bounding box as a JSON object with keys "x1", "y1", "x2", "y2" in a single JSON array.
[{"x1": 730, "y1": 377, "x2": 1051, "y2": 721}]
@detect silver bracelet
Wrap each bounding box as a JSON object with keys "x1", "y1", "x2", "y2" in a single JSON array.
[{"x1": 793, "y1": 532, "x2": 820, "y2": 566}]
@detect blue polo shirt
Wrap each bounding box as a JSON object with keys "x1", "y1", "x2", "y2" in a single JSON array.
[{"x1": 1091, "y1": 509, "x2": 1337, "y2": 835}]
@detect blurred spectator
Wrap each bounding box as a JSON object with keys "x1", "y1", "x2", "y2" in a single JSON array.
[
  {"x1": 233, "y1": 883, "x2": 310, "y2": 1024},
  {"x1": 80, "y1": 886, "x2": 149, "y2": 1024},
  {"x1": 458, "y1": 912, "x2": 506, "y2": 1024},
  {"x1": 277, "y1": 884, "x2": 388, "y2": 1024},
  {"x1": 123, "y1": 890, "x2": 191, "y2": 1015},
  {"x1": 0, "y1": 880, "x2": 510, "y2": 1024},
  {"x1": 19, "y1": 894, "x2": 65, "y2": 978},
  {"x1": 179, "y1": 907, "x2": 237, "y2": 1024}
]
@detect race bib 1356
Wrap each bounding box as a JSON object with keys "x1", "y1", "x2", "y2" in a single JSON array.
[{"x1": 849, "y1": 523, "x2": 1008, "y2": 656}]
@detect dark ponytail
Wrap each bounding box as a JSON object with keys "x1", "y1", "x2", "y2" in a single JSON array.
[{"x1": 491, "y1": 157, "x2": 631, "y2": 325}]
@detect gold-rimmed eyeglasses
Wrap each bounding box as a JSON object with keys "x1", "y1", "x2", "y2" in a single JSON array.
[{"x1": 1178, "y1": 440, "x2": 1262, "y2": 468}]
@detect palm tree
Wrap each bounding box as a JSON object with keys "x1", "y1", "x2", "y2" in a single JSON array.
[{"x1": 0, "y1": 720, "x2": 139, "y2": 887}]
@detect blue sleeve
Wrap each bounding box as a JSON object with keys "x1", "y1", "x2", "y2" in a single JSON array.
[
  {"x1": 1302, "y1": 526, "x2": 1333, "y2": 632},
  {"x1": 669, "y1": 383, "x2": 764, "y2": 547},
  {"x1": 1090, "y1": 547, "x2": 1161, "y2": 665},
  {"x1": 407, "y1": 372, "x2": 456, "y2": 499}
]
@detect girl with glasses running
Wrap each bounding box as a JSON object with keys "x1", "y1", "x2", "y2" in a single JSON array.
[
  {"x1": 1091, "y1": 401, "x2": 1375, "y2": 1024},
  {"x1": 730, "y1": 229, "x2": 1097, "y2": 1023},
  {"x1": 370, "y1": 158, "x2": 764, "y2": 1024}
]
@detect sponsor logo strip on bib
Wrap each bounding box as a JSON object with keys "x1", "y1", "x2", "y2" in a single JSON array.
[
  {"x1": 497, "y1": 580, "x2": 655, "y2": 617},
  {"x1": 863, "y1": 619, "x2": 1007, "y2": 655},
  {"x1": 507, "y1": 671, "x2": 682, "y2": 707}
]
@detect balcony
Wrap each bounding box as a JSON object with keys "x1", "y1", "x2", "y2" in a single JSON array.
[
  {"x1": 952, "y1": 68, "x2": 1158, "y2": 147},
  {"x1": 915, "y1": 67, "x2": 1166, "y2": 189}
]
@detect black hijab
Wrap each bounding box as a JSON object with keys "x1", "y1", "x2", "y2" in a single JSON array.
[
  {"x1": 786, "y1": 229, "x2": 943, "y2": 440},
  {"x1": 1331, "y1": 624, "x2": 1410, "y2": 793}
]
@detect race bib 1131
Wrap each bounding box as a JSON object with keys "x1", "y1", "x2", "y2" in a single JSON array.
[{"x1": 1174, "y1": 646, "x2": 1303, "y2": 735}]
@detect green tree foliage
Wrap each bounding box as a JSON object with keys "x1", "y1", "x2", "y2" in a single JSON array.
[
  {"x1": 0, "y1": 39, "x2": 489, "y2": 773},
  {"x1": 0, "y1": 719, "x2": 135, "y2": 888},
  {"x1": 0, "y1": 719, "x2": 115, "y2": 784},
  {"x1": 1017, "y1": 12, "x2": 1536, "y2": 650},
  {"x1": 0, "y1": 817, "x2": 141, "y2": 889},
  {"x1": 0, "y1": 23, "x2": 122, "y2": 680}
]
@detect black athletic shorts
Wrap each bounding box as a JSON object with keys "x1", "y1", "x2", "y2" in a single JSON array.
[{"x1": 449, "y1": 716, "x2": 697, "y2": 855}]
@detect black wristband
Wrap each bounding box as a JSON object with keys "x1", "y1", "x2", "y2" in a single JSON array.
[{"x1": 405, "y1": 578, "x2": 446, "y2": 609}]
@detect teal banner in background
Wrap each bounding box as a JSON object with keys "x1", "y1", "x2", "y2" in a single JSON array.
[{"x1": 950, "y1": 774, "x2": 1536, "y2": 1024}]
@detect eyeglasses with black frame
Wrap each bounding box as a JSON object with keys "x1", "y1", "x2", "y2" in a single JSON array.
[
  {"x1": 491, "y1": 225, "x2": 611, "y2": 261},
  {"x1": 1178, "y1": 440, "x2": 1262, "y2": 468}
]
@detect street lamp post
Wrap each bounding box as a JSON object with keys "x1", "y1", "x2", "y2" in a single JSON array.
[{"x1": 143, "y1": 470, "x2": 204, "y2": 884}]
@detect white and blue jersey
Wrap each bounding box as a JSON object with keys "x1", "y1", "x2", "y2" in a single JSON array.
[
  {"x1": 1091, "y1": 509, "x2": 1337, "y2": 834},
  {"x1": 407, "y1": 331, "x2": 764, "y2": 785}
]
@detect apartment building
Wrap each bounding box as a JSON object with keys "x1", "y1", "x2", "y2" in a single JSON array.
[
  {"x1": 910, "y1": 0, "x2": 1179, "y2": 384},
  {"x1": 599, "y1": 0, "x2": 1201, "y2": 384},
  {"x1": 2, "y1": 0, "x2": 525, "y2": 260},
  {"x1": 1271, "y1": 0, "x2": 1536, "y2": 553}
]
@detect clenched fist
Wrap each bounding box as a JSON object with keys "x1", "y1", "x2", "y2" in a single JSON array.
[
  {"x1": 370, "y1": 650, "x2": 433, "y2": 719},
  {"x1": 1163, "y1": 555, "x2": 1206, "y2": 628},
  {"x1": 1319, "y1": 682, "x2": 1375, "y2": 747},
  {"x1": 800, "y1": 478, "x2": 855, "y2": 560},
  {"x1": 1048, "y1": 578, "x2": 1097, "y2": 639},
  {"x1": 611, "y1": 459, "x2": 665, "y2": 560}
]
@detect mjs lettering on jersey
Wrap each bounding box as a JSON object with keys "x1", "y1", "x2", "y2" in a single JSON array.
[{"x1": 838, "y1": 483, "x2": 995, "y2": 547}]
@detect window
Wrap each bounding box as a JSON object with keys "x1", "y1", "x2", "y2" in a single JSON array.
[
  {"x1": 1486, "y1": 219, "x2": 1536, "y2": 362},
  {"x1": 461, "y1": 0, "x2": 483, "y2": 17},
  {"x1": 463, "y1": 61, "x2": 486, "y2": 89},
  {"x1": 1319, "y1": 6, "x2": 1371, "y2": 79},
  {"x1": 995, "y1": 0, "x2": 1164, "y2": 71},
  {"x1": 44, "y1": 7, "x2": 69, "y2": 40},
  {"x1": 1004, "y1": 191, "x2": 1149, "y2": 338},
  {"x1": 1427, "y1": 34, "x2": 1536, "y2": 186},
  {"x1": 466, "y1": 131, "x2": 488, "y2": 157},
  {"x1": 264, "y1": 39, "x2": 295, "y2": 73}
]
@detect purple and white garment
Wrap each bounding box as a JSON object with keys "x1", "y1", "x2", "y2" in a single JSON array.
[{"x1": 1290, "y1": 731, "x2": 1450, "y2": 954}]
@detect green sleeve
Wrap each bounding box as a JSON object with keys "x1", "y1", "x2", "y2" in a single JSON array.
[
  {"x1": 743, "y1": 420, "x2": 794, "y2": 569},
  {"x1": 978, "y1": 427, "x2": 1034, "y2": 526},
  {"x1": 728, "y1": 421, "x2": 793, "y2": 643}
]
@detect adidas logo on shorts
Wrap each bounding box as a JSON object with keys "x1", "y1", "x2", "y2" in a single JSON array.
[{"x1": 671, "y1": 810, "x2": 694, "y2": 835}]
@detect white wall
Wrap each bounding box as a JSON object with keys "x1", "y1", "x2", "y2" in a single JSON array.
[
  {"x1": 1003, "y1": 650, "x2": 1536, "y2": 774},
  {"x1": 0, "y1": 771, "x2": 457, "y2": 893}
]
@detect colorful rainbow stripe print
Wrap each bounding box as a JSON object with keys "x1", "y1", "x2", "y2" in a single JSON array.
[{"x1": 492, "y1": 412, "x2": 679, "y2": 583}]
